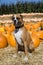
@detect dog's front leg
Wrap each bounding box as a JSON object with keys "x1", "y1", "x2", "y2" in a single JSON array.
[
  {"x1": 15, "y1": 43, "x2": 18, "y2": 54},
  {"x1": 23, "y1": 41, "x2": 29, "y2": 62},
  {"x1": 13, "y1": 43, "x2": 18, "y2": 58},
  {"x1": 24, "y1": 41, "x2": 28, "y2": 56}
]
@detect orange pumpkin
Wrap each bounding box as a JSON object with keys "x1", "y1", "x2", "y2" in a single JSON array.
[
  {"x1": 5, "y1": 24, "x2": 15, "y2": 33},
  {"x1": 24, "y1": 22, "x2": 31, "y2": 30},
  {"x1": 3, "y1": 32, "x2": 17, "y2": 47},
  {"x1": 37, "y1": 30, "x2": 43, "y2": 39},
  {"x1": 0, "y1": 25, "x2": 5, "y2": 33},
  {"x1": 34, "y1": 22, "x2": 41, "y2": 30},
  {"x1": 8, "y1": 34, "x2": 17, "y2": 47},
  {"x1": 0, "y1": 33, "x2": 8, "y2": 48},
  {"x1": 31, "y1": 30, "x2": 43, "y2": 42},
  {"x1": 24, "y1": 22, "x2": 35, "y2": 31},
  {"x1": 41, "y1": 22, "x2": 43, "y2": 28},
  {"x1": 32, "y1": 30, "x2": 38, "y2": 36},
  {"x1": 31, "y1": 34, "x2": 40, "y2": 48}
]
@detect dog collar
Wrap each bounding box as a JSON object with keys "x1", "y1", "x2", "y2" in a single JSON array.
[
  {"x1": 14, "y1": 29, "x2": 19, "y2": 33},
  {"x1": 15, "y1": 24, "x2": 24, "y2": 29}
]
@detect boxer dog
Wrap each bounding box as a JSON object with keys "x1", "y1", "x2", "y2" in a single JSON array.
[{"x1": 12, "y1": 14, "x2": 34, "y2": 61}]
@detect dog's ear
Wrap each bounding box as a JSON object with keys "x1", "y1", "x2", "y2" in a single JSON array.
[
  {"x1": 20, "y1": 14, "x2": 24, "y2": 24},
  {"x1": 20, "y1": 15, "x2": 23, "y2": 19}
]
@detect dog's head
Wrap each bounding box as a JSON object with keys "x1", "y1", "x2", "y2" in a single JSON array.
[{"x1": 12, "y1": 15, "x2": 23, "y2": 28}]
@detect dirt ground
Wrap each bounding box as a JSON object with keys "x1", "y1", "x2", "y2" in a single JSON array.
[{"x1": 0, "y1": 42, "x2": 43, "y2": 65}]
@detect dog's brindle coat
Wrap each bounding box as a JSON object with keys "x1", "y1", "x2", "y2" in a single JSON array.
[{"x1": 12, "y1": 15, "x2": 34, "y2": 57}]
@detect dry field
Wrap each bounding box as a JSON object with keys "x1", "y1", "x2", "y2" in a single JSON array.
[
  {"x1": 0, "y1": 42, "x2": 43, "y2": 65},
  {"x1": 0, "y1": 13, "x2": 43, "y2": 65},
  {"x1": 0, "y1": 13, "x2": 43, "y2": 23}
]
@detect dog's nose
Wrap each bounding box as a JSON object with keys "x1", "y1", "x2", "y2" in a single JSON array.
[
  {"x1": 14, "y1": 19, "x2": 18, "y2": 25},
  {"x1": 14, "y1": 20, "x2": 16, "y2": 25}
]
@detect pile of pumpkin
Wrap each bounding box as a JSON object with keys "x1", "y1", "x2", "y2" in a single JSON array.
[
  {"x1": 0, "y1": 21, "x2": 43, "y2": 48},
  {"x1": 24, "y1": 21, "x2": 43, "y2": 48},
  {"x1": 0, "y1": 23, "x2": 16, "y2": 48}
]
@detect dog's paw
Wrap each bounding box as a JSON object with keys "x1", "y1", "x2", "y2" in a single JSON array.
[
  {"x1": 18, "y1": 51, "x2": 21, "y2": 54},
  {"x1": 23, "y1": 56, "x2": 28, "y2": 62},
  {"x1": 13, "y1": 53, "x2": 18, "y2": 58}
]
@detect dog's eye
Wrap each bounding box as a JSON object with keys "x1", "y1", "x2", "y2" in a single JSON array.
[
  {"x1": 14, "y1": 17, "x2": 15, "y2": 20},
  {"x1": 17, "y1": 17, "x2": 20, "y2": 20}
]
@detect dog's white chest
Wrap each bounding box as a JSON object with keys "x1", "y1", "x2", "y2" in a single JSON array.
[{"x1": 14, "y1": 29, "x2": 23, "y2": 45}]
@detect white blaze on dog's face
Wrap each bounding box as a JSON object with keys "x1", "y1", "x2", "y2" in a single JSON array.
[
  {"x1": 14, "y1": 15, "x2": 18, "y2": 25},
  {"x1": 14, "y1": 15, "x2": 16, "y2": 20}
]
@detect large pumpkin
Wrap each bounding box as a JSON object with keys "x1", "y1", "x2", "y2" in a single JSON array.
[
  {"x1": 5, "y1": 24, "x2": 15, "y2": 33},
  {"x1": 8, "y1": 34, "x2": 17, "y2": 47},
  {"x1": 0, "y1": 25, "x2": 5, "y2": 33},
  {"x1": 34, "y1": 22, "x2": 41, "y2": 30},
  {"x1": 31, "y1": 30, "x2": 43, "y2": 42},
  {"x1": 41, "y1": 22, "x2": 43, "y2": 29},
  {"x1": 24, "y1": 22, "x2": 35, "y2": 31},
  {"x1": 37, "y1": 30, "x2": 43, "y2": 39},
  {"x1": 32, "y1": 30, "x2": 38, "y2": 36},
  {"x1": 31, "y1": 34, "x2": 40, "y2": 48},
  {"x1": 32, "y1": 30, "x2": 43, "y2": 39},
  {"x1": 24, "y1": 22, "x2": 31, "y2": 30},
  {"x1": 0, "y1": 33, "x2": 8, "y2": 48},
  {"x1": 3, "y1": 32, "x2": 17, "y2": 47}
]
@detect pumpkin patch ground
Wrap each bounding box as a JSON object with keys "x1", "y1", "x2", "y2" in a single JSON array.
[
  {"x1": 0, "y1": 14, "x2": 43, "y2": 65},
  {"x1": 0, "y1": 41, "x2": 43, "y2": 65}
]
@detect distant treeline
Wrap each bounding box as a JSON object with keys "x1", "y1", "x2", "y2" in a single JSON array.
[{"x1": 0, "y1": 2, "x2": 43, "y2": 15}]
